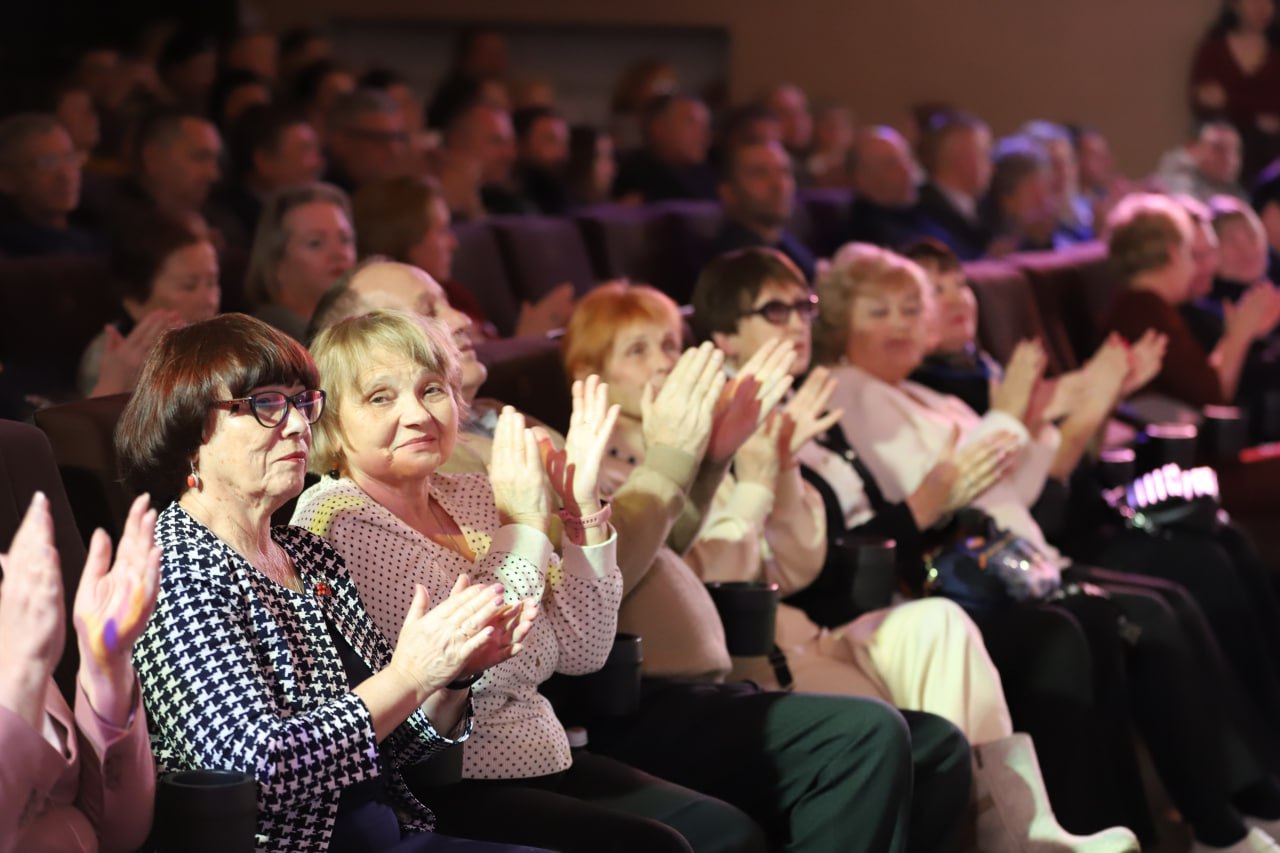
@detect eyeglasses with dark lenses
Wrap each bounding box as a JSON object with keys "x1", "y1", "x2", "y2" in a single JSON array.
[
  {"x1": 211, "y1": 389, "x2": 326, "y2": 428},
  {"x1": 741, "y1": 294, "x2": 819, "y2": 326}
]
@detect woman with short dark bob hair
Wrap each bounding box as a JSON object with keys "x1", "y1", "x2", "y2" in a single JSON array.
[{"x1": 119, "y1": 313, "x2": 547, "y2": 852}]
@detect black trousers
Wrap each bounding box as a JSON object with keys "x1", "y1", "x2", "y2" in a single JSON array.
[
  {"x1": 972, "y1": 565, "x2": 1270, "y2": 843},
  {"x1": 429, "y1": 751, "x2": 766, "y2": 853},
  {"x1": 586, "y1": 680, "x2": 972, "y2": 853},
  {"x1": 1093, "y1": 525, "x2": 1280, "y2": 749}
]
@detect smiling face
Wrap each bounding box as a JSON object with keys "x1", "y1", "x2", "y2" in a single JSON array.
[
  {"x1": 336, "y1": 347, "x2": 459, "y2": 487},
  {"x1": 716, "y1": 278, "x2": 813, "y2": 374},
  {"x1": 196, "y1": 381, "x2": 314, "y2": 509},
  {"x1": 845, "y1": 277, "x2": 932, "y2": 385},
  {"x1": 598, "y1": 318, "x2": 682, "y2": 418}
]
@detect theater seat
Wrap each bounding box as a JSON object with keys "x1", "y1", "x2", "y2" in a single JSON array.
[
  {"x1": 645, "y1": 201, "x2": 725, "y2": 303},
  {"x1": 453, "y1": 220, "x2": 521, "y2": 338},
  {"x1": 1009, "y1": 242, "x2": 1118, "y2": 369},
  {"x1": 34, "y1": 393, "x2": 133, "y2": 544},
  {"x1": 476, "y1": 336, "x2": 573, "y2": 435},
  {"x1": 490, "y1": 216, "x2": 598, "y2": 303},
  {"x1": 0, "y1": 420, "x2": 90, "y2": 702},
  {"x1": 574, "y1": 204, "x2": 660, "y2": 284},
  {"x1": 964, "y1": 259, "x2": 1068, "y2": 376},
  {"x1": 0, "y1": 256, "x2": 117, "y2": 398},
  {"x1": 795, "y1": 188, "x2": 854, "y2": 257}
]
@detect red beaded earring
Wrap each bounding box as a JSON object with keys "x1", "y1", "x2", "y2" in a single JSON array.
[{"x1": 186, "y1": 460, "x2": 202, "y2": 491}]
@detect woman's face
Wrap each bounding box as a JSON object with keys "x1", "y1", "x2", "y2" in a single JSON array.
[
  {"x1": 196, "y1": 381, "x2": 313, "y2": 508},
  {"x1": 337, "y1": 347, "x2": 459, "y2": 486},
  {"x1": 719, "y1": 279, "x2": 813, "y2": 374},
  {"x1": 1003, "y1": 169, "x2": 1056, "y2": 236},
  {"x1": 275, "y1": 201, "x2": 356, "y2": 303},
  {"x1": 127, "y1": 240, "x2": 220, "y2": 324},
  {"x1": 845, "y1": 282, "x2": 931, "y2": 384},
  {"x1": 406, "y1": 198, "x2": 459, "y2": 283},
  {"x1": 922, "y1": 264, "x2": 978, "y2": 355},
  {"x1": 1235, "y1": 0, "x2": 1275, "y2": 32},
  {"x1": 597, "y1": 318, "x2": 681, "y2": 418}
]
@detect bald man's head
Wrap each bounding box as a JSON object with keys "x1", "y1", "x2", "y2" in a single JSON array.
[
  {"x1": 314, "y1": 260, "x2": 489, "y2": 397},
  {"x1": 852, "y1": 126, "x2": 917, "y2": 207}
]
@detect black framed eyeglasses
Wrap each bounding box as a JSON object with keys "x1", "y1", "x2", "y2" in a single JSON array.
[
  {"x1": 211, "y1": 389, "x2": 326, "y2": 428},
  {"x1": 741, "y1": 294, "x2": 819, "y2": 326}
]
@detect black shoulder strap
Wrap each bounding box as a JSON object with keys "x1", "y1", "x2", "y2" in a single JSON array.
[{"x1": 815, "y1": 422, "x2": 893, "y2": 513}]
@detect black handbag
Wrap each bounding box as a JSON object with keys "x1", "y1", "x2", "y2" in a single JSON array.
[{"x1": 922, "y1": 509, "x2": 1062, "y2": 615}]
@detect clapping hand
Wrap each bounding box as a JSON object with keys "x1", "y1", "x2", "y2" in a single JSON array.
[
  {"x1": 1225, "y1": 282, "x2": 1280, "y2": 344},
  {"x1": 641, "y1": 342, "x2": 726, "y2": 463},
  {"x1": 0, "y1": 492, "x2": 67, "y2": 728},
  {"x1": 990, "y1": 340, "x2": 1048, "y2": 425},
  {"x1": 542, "y1": 375, "x2": 621, "y2": 518},
  {"x1": 906, "y1": 427, "x2": 1020, "y2": 529},
  {"x1": 91, "y1": 310, "x2": 183, "y2": 398},
  {"x1": 1120, "y1": 330, "x2": 1168, "y2": 397},
  {"x1": 490, "y1": 407, "x2": 552, "y2": 532},
  {"x1": 706, "y1": 339, "x2": 796, "y2": 467},
  {"x1": 779, "y1": 367, "x2": 844, "y2": 466},
  {"x1": 74, "y1": 494, "x2": 161, "y2": 725},
  {"x1": 389, "y1": 575, "x2": 538, "y2": 697}
]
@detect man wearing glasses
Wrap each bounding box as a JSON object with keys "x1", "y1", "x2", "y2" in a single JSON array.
[
  {"x1": 0, "y1": 112, "x2": 100, "y2": 257},
  {"x1": 323, "y1": 89, "x2": 412, "y2": 195}
]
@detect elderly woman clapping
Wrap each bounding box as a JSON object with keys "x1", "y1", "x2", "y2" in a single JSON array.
[
  {"x1": 293, "y1": 309, "x2": 756, "y2": 853},
  {"x1": 119, "y1": 313, "x2": 547, "y2": 853}
]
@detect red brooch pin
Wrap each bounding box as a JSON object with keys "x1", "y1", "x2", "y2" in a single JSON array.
[{"x1": 313, "y1": 582, "x2": 334, "y2": 598}]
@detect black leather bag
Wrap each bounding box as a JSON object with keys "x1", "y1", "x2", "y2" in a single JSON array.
[{"x1": 922, "y1": 509, "x2": 1062, "y2": 615}]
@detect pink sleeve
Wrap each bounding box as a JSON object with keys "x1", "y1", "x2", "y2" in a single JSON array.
[
  {"x1": 73, "y1": 675, "x2": 156, "y2": 853},
  {"x1": 0, "y1": 690, "x2": 68, "y2": 853}
]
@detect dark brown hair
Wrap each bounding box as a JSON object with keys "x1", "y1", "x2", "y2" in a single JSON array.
[
  {"x1": 352, "y1": 175, "x2": 445, "y2": 262},
  {"x1": 110, "y1": 211, "x2": 207, "y2": 307},
  {"x1": 115, "y1": 313, "x2": 319, "y2": 506},
  {"x1": 691, "y1": 247, "x2": 807, "y2": 341}
]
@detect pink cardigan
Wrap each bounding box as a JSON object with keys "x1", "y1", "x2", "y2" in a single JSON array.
[{"x1": 0, "y1": 678, "x2": 154, "y2": 853}]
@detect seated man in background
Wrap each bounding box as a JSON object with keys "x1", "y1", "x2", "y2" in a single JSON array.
[
  {"x1": 442, "y1": 98, "x2": 526, "y2": 217},
  {"x1": 709, "y1": 139, "x2": 815, "y2": 280},
  {"x1": 613, "y1": 93, "x2": 717, "y2": 202},
  {"x1": 1154, "y1": 120, "x2": 1247, "y2": 203},
  {"x1": 513, "y1": 105, "x2": 572, "y2": 215},
  {"x1": 762, "y1": 83, "x2": 812, "y2": 181},
  {"x1": 322, "y1": 88, "x2": 411, "y2": 195},
  {"x1": 846, "y1": 126, "x2": 943, "y2": 251},
  {"x1": 915, "y1": 112, "x2": 995, "y2": 260},
  {"x1": 88, "y1": 107, "x2": 242, "y2": 249},
  {"x1": 218, "y1": 105, "x2": 325, "y2": 238},
  {"x1": 0, "y1": 113, "x2": 101, "y2": 256}
]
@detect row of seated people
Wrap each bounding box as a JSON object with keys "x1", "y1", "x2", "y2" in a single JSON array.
[{"x1": 9, "y1": 191, "x2": 1280, "y2": 851}]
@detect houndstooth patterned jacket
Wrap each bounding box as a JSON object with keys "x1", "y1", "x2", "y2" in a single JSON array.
[{"x1": 134, "y1": 503, "x2": 471, "y2": 852}]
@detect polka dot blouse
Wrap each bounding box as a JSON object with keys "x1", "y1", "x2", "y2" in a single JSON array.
[{"x1": 293, "y1": 473, "x2": 622, "y2": 780}]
